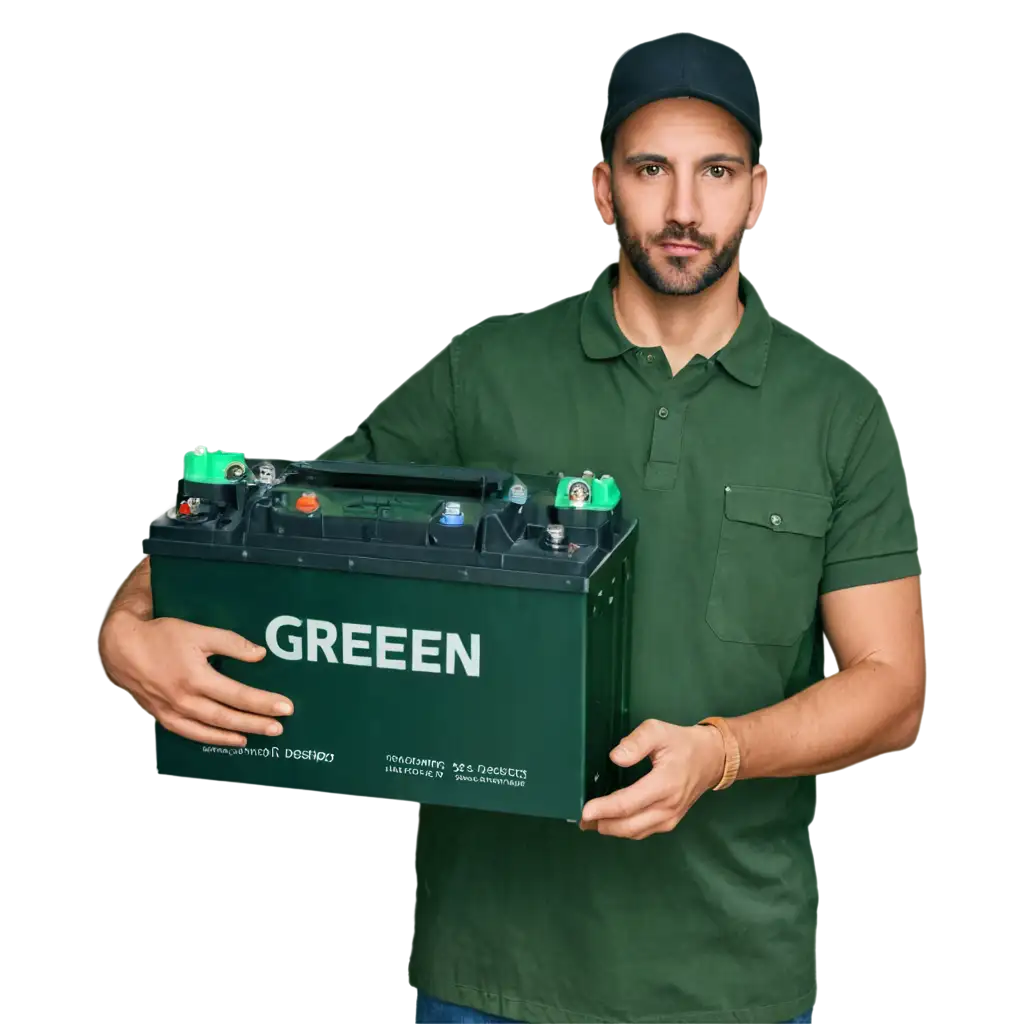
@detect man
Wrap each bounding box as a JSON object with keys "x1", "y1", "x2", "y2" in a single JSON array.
[{"x1": 99, "y1": 31, "x2": 925, "y2": 1024}]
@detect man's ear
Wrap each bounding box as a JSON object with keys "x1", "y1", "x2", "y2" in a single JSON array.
[
  {"x1": 745, "y1": 164, "x2": 767, "y2": 231},
  {"x1": 589, "y1": 160, "x2": 610, "y2": 234}
]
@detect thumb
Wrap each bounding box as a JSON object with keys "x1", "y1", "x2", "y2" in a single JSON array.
[
  {"x1": 199, "y1": 625, "x2": 267, "y2": 662},
  {"x1": 610, "y1": 719, "x2": 665, "y2": 767}
]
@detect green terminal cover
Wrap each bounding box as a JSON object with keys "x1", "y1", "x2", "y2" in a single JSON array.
[
  {"x1": 176, "y1": 440, "x2": 327, "y2": 483},
  {"x1": 554, "y1": 474, "x2": 621, "y2": 511}
]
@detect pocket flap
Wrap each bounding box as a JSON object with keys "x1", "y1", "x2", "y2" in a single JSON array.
[{"x1": 724, "y1": 484, "x2": 832, "y2": 537}]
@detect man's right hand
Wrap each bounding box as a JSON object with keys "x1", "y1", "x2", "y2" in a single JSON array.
[{"x1": 100, "y1": 611, "x2": 293, "y2": 747}]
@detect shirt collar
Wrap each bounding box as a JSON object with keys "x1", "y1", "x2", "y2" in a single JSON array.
[{"x1": 578, "y1": 262, "x2": 773, "y2": 387}]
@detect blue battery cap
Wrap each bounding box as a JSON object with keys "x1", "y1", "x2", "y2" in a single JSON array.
[{"x1": 438, "y1": 501, "x2": 464, "y2": 526}]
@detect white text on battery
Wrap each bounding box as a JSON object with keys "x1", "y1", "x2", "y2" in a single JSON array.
[{"x1": 264, "y1": 616, "x2": 481, "y2": 677}]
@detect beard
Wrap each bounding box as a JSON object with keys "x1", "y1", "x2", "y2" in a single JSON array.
[{"x1": 612, "y1": 188, "x2": 744, "y2": 297}]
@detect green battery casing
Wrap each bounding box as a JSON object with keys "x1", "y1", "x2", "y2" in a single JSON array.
[{"x1": 144, "y1": 459, "x2": 638, "y2": 820}]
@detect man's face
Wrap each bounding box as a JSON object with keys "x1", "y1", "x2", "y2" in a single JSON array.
[{"x1": 605, "y1": 97, "x2": 759, "y2": 297}]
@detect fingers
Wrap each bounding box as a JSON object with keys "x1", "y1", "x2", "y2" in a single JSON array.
[
  {"x1": 580, "y1": 770, "x2": 668, "y2": 823},
  {"x1": 197, "y1": 661, "x2": 293, "y2": 717},
  {"x1": 195, "y1": 625, "x2": 267, "y2": 663},
  {"x1": 176, "y1": 692, "x2": 287, "y2": 738},
  {"x1": 109, "y1": 617, "x2": 289, "y2": 744},
  {"x1": 186, "y1": 622, "x2": 293, "y2": 722},
  {"x1": 157, "y1": 710, "x2": 249, "y2": 748},
  {"x1": 611, "y1": 718, "x2": 668, "y2": 767},
  {"x1": 591, "y1": 806, "x2": 675, "y2": 840},
  {"x1": 168, "y1": 624, "x2": 294, "y2": 738}
]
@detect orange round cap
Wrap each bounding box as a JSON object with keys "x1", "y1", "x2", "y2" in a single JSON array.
[{"x1": 296, "y1": 492, "x2": 319, "y2": 514}]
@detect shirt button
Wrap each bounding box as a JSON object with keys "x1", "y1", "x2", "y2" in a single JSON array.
[
  {"x1": 657, "y1": 406, "x2": 669, "y2": 419},
  {"x1": 770, "y1": 513, "x2": 782, "y2": 527},
  {"x1": 646, "y1": 353, "x2": 655, "y2": 363}
]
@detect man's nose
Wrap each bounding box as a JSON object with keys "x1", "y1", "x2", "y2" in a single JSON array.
[{"x1": 665, "y1": 177, "x2": 702, "y2": 231}]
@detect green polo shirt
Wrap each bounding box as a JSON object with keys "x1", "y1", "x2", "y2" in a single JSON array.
[{"x1": 319, "y1": 263, "x2": 921, "y2": 1024}]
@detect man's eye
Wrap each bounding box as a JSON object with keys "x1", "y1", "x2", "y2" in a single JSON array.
[
  {"x1": 707, "y1": 165, "x2": 732, "y2": 179},
  {"x1": 640, "y1": 165, "x2": 663, "y2": 177}
]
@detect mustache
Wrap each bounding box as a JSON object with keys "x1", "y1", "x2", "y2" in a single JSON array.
[{"x1": 657, "y1": 229, "x2": 712, "y2": 246}]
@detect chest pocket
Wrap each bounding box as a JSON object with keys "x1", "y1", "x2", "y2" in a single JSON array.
[{"x1": 706, "y1": 484, "x2": 833, "y2": 646}]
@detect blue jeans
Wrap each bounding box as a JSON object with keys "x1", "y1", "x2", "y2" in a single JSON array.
[{"x1": 415, "y1": 990, "x2": 813, "y2": 1022}]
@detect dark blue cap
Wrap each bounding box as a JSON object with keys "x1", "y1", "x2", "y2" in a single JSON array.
[{"x1": 601, "y1": 32, "x2": 761, "y2": 166}]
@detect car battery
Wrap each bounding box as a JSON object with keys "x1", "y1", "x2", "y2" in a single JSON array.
[{"x1": 142, "y1": 447, "x2": 638, "y2": 820}]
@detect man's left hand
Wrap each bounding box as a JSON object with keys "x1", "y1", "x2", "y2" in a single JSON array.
[{"x1": 579, "y1": 719, "x2": 726, "y2": 839}]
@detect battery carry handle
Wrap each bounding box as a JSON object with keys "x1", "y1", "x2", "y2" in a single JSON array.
[{"x1": 280, "y1": 460, "x2": 515, "y2": 501}]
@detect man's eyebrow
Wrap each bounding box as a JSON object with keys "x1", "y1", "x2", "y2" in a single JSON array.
[
  {"x1": 623, "y1": 152, "x2": 669, "y2": 166},
  {"x1": 623, "y1": 151, "x2": 747, "y2": 167},
  {"x1": 702, "y1": 152, "x2": 747, "y2": 166}
]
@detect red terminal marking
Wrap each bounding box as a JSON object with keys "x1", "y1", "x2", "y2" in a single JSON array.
[
  {"x1": 296, "y1": 493, "x2": 320, "y2": 514},
  {"x1": 178, "y1": 501, "x2": 191, "y2": 516}
]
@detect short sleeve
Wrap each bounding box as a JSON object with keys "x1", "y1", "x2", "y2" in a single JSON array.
[
  {"x1": 316, "y1": 339, "x2": 462, "y2": 465},
  {"x1": 820, "y1": 392, "x2": 921, "y2": 593}
]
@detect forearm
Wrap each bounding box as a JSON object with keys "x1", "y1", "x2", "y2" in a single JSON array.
[
  {"x1": 95, "y1": 561, "x2": 153, "y2": 696},
  {"x1": 726, "y1": 656, "x2": 924, "y2": 781},
  {"x1": 102, "y1": 556, "x2": 154, "y2": 627}
]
